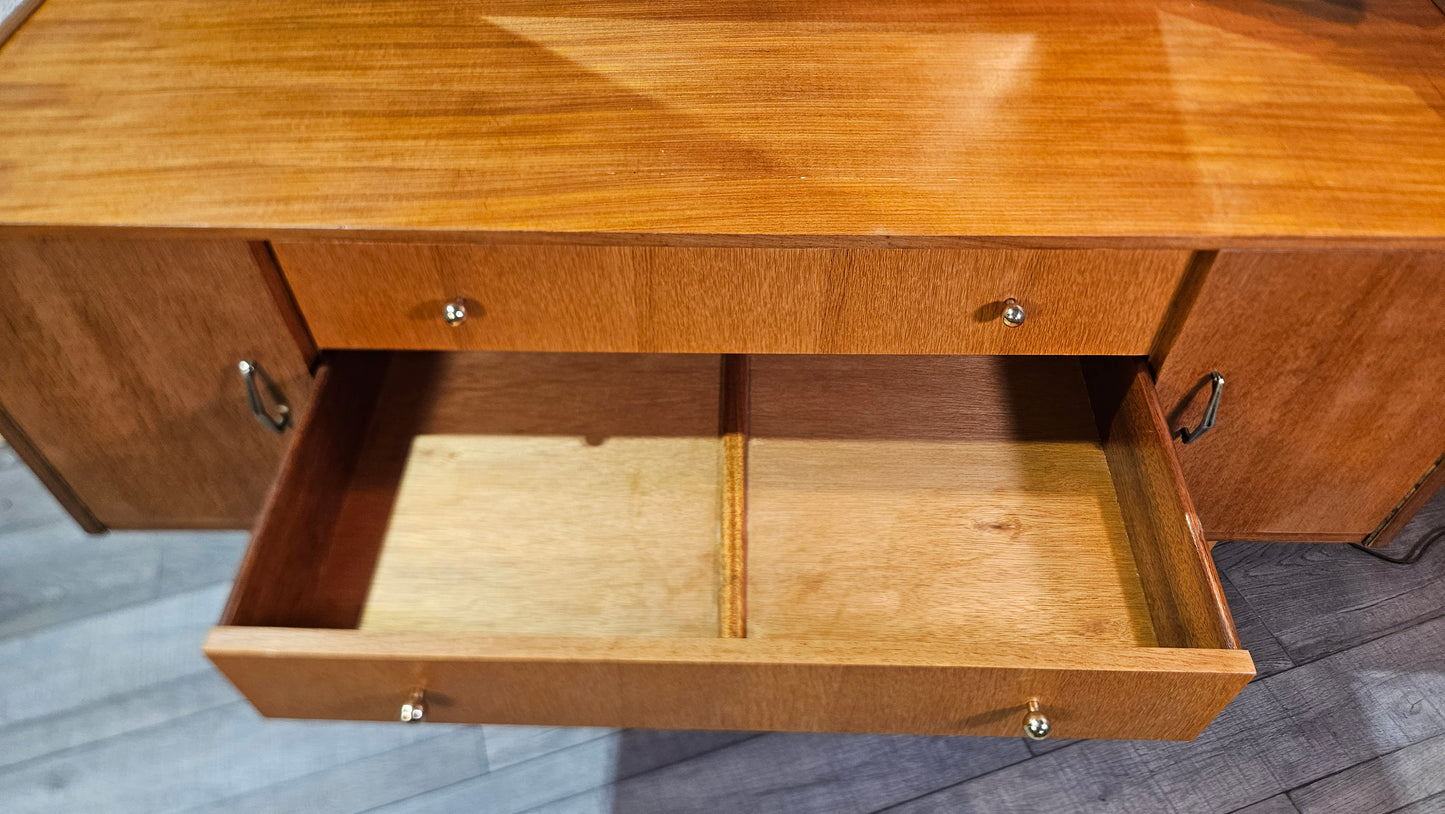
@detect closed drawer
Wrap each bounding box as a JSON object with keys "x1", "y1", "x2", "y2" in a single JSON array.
[
  {"x1": 273, "y1": 242, "x2": 1192, "y2": 355},
  {"x1": 206, "y1": 351, "x2": 1252, "y2": 741}
]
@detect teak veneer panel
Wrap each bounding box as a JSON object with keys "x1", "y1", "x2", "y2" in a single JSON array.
[
  {"x1": 360, "y1": 420, "x2": 723, "y2": 636},
  {"x1": 223, "y1": 353, "x2": 389, "y2": 627},
  {"x1": 360, "y1": 432, "x2": 723, "y2": 637},
  {"x1": 206, "y1": 630, "x2": 1254, "y2": 740},
  {"x1": 3, "y1": 0, "x2": 1444, "y2": 242},
  {"x1": 746, "y1": 356, "x2": 1157, "y2": 648},
  {"x1": 0, "y1": 237, "x2": 314, "y2": 528},
  {"x1": 354, "y1": 353, "x2": 725, "y2": 637},
  {"x1": 1084, "y1": 358, "x2": 1238, "y2": 651},
  {"x1": 1154, "y1": 251, "x2": 1445, "y2": 541},
  {"x1": 274, "y1": 243, "x2": 1191, "y2": 354}
]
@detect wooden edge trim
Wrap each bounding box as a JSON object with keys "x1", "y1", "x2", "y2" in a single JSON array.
[
  {"x1": 1083, "y1": 358, "x2": 1243, "y2": 652},
  {"x1": 719, "y1": 355, "x2": 750, "y2": 638},
  {"x1": 221, "y1": 352, "x2": 389, "y2": 626},
  {"x1": 204, "y1": 627, "x2": 1256, "y2": 674},
  {"x1": 0, "y1": 0, "x2": 46, "y2": 47},
  {"x1": 1211, "y1": 532, "x2": 1367, "y2": 545},
  {"x1": 8, "y1": 224, "x2": 1445, "y2": 251},
  {"x1": 0, "y1": 397, "x2": 105, "y2": 533},
  {"x1": 1149, "y1": 249, "x2": 1216, "y2": 371},
  {"x1": 249, "y1": 241, "x2": 320, "y2": 369},
  {"x1": 1362, "y1": 453, "x2": 1445, "y2": 548}
]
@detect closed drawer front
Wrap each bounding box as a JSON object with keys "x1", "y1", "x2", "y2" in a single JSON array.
[
  {"x1": 206, "y1": 350, "x2": 1252, "y2": 741},
  {"x1": 273, "y1": 242, "x2": 1192, "y2": 355}
]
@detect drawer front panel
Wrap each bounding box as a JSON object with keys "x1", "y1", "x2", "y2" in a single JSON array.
[
  {"x1": 274, "y1": 243, "x2": 1191, "y2": 355},
  {"x1": 207, "y1": 630, "x2": 1252, "y2": 740}
]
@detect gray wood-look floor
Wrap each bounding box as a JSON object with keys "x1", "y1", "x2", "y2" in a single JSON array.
[{"x1": 2, "y1": 441, "x2": 1444, "y2": 814}]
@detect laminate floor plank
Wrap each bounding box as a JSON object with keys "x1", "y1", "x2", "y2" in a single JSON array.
[
  {"x1": 1127, "y1": 681, "x2": 1293, "y2": 814},
  {"x1": 1024, "y1": 736, "x2": 1076, "y2": 756},
  {"x1": 529, "y1": 732, "x2": 1030, "y2": 814},
  {"x1": 0, "y1": 701, "x2": 437, "y2": 814},
  {"x1": 0, "y1": 454, "x2": 247, "y2": 636},
  {"x1": 0, "y1": 670, "x2": 238, "y2": 772},
  {"x1": 1230, "y1": 796, "x2": 1302, "y2": 814},
  {"x1": 1130, "y1": 615, "x2": 1445, "y2": 814},
  {"x1": 999, "y1": 682, "x2": 1292, "y2": 814},
  {"x1": 175, "y1": 728, "x2": 487, "y2": 814},
  {"x1": 370, "y1": 730, "x2": 756, "y2": 814},
  {"x1": 483, "y1": 725, "x2": 614, "y2": 771},
  {"x1": 0, "y1": 444, "x2": 67, "y2": 531},
  {"x1": 1220, "y1": 570, "x2": 1295, "y2": 680},
  {"x1": 0, "y1": 519, "x2": 246, "y2": 639},
  {"x1": 0, "y1": 519, "x2": 164, "y2": 635},
  {"x1": 887, "y1": 739, "x2": 1172, "y2": 814},
  {"x1": 0, "y1": 582, "x2": 228, "y2": 727},
  {"x1": 1288, "y1": 733, "x2": 1445, "y2": 814},
  {"x1": 1214, "y1": 493, "x2": 1445, "y2": 664},
  {"x1": 1389, "y1": 793, "x2": 1445, "y2": 814},
  {"x1": 1255, "y1": 615, "x2": 1445, "y2": 790}
]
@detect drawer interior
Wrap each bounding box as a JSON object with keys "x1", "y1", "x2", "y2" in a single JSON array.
[
  {"x1": 221, "y1": 351, "x2": 1237, "y2": 656},
  {"x1": 747, "y1": 355, "x2": 1153, "y2": 648},
  {"x1": 356, "y1": 354, "x2": 725, "y2": 639}
]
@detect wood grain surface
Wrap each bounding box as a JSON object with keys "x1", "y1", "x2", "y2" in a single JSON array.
[
  {"x1": 2, "y1": 0, "x2": 1443, "y2": 243},
  {"x1": 231, "y1": 352, "x2": 729, "y2": 633},
  {"x1": 222, "y1": 354, "x2": 389, "y2": 628},
  {"x1": 358, "y1": 355, "x2": 725, "y2": 638},
  {"x1": 745, "y1": 355, "x2": 1157, "y2": 648},
  {"x1": 0, "y1": 237, "x2": 314, "y2": 529},
  {"x1": 718, "y1": 355, "x2": 749, "y2": 638},
  {"x1": 273, "y1": 243, "x2": 1191, "y2": 354},
  {"x1": 206, "y1": 628, "x2": 1253, "y2": 740},
  {"x1": 1084, "y1": 358, "x2": 1239, "y2": 651},
  {"x1": 1153, "y1": 251, "x2": 1445, "y2": 541}
]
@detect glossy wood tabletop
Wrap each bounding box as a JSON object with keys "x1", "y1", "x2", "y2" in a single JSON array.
[{"x1": 0, "y1": 0, "x2": 1443, "y2": 243}]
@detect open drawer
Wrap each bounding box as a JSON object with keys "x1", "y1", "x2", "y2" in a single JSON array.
[{"x1": 205, "y1": 352, "x2": 1253, "y2": 741}]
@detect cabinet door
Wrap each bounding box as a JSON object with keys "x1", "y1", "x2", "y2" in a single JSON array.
[
  {"x1": 1153, "y1": 251, "x2": 1445, "y2": 542},
  {"x1": 0, "y1": 237, "x2": 314, "y2": 529}
]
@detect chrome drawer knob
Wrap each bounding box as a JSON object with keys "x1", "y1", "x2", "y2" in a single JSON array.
[
  {"x1": 443, "y1": 297, "x2": 468, "y2": 327},
  {"x1": 1001, "y1": 298, "x2": 1026, "y2": 328},
  {"x1": 1023, "y1": 699, "x2": 1051, "y2": 740},
  {"x1": 400, "y1": 689, "x2": 426, "y2": 723}
]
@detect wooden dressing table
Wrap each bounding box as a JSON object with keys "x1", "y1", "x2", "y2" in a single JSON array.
[{"x1": 1, "y1": 0, "x2": 1442, "y2": 740}]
